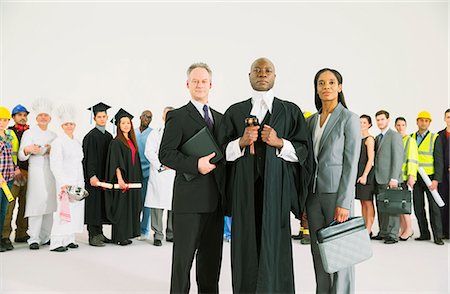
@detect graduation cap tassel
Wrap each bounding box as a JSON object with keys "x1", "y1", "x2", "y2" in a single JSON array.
[{"x1": 90, "y1": 107, "x2": 93, "y2": 125}]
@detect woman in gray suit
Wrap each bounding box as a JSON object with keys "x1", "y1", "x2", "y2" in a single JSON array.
[{"x1": 305, "y1": 68, "x2": 361, "y2": 294}]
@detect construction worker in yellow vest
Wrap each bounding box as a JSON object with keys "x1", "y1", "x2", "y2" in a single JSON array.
[
  {"x1": 395, "y1": 117, "x2": 418, "y2": 241},
  {"x1": 412, "y1": 111, "x2": 444, "y2": 245}
]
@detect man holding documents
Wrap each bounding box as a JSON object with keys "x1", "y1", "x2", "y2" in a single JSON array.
[
  {"x1": 411, "y1": 111, "x2": 444, "y2": 245},
  {"x1": 218, "y1": 57, "x2": 314, "y2": 293},
  {"x1": 159, "y1": 63, "x2": 225, "y2": 293}
]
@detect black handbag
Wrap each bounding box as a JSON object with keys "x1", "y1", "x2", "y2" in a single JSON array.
[{"x1": 376, "y1": 188, "x2": 412, "y2": 214}]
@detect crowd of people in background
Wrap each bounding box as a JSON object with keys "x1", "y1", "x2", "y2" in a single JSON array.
[{"x1": 0, "y1": 59, "x2": 448, "y2": 294}]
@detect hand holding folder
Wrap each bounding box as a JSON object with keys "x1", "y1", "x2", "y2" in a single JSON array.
[{"x1": 180, "y1": 127, "x2": 223, "y2": 181}]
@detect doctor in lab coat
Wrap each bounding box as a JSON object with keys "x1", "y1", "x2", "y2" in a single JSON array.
[{"x1": 145, "y1": 107, "x2": 175, "y2": 246}]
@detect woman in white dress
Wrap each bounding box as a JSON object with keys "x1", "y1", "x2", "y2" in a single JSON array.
[{"x1": 49, "y1": 105, "x2": 85, "y2": 252}]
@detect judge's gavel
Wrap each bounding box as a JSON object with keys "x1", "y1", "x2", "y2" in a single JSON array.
[{"x1": 245, "y1": 117, "x2": 259, "y2": 155}]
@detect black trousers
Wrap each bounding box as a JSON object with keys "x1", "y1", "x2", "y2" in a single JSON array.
[
  {"x1": 170, "y1": 207, "x2": 224, "y2": 294},
  {"x1": 413, "y1": 176, "x2": 443, "y2": 239},
  {"x1": 87, "y1": 224, "x2": 103, "y2": 239},
  {"x1": 438, "y1": 178, "x2": 449, "y2": 238}
]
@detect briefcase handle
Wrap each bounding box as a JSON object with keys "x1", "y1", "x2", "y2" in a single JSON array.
[{"x1": 327, "y1": 216, "x2": 359, "y2": 227}]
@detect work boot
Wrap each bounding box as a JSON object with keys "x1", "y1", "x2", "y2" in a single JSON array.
[
  {"x1": 89, "y1": 235, "x2": 105, "y2": 247},
  {"x1": 1, "y1": 238, "x2": 14, "y2": 250}
]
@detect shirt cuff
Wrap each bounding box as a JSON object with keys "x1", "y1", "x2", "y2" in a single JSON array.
[
  {"x1": 226, "y1": 138, "x2": 245, "y2": 162},
  {"x1": 276, "y1": 139, "x2": 299, "y2": 162}
]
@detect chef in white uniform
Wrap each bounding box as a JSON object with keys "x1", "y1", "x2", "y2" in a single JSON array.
[
  {"x1": 49, "y1": 104, "x2": 85, "y2": 252},
  {"x1": 145, "y1": 107, "x2": 175, "y2": 246},
  {"x1": 19, "y1": 98, "x2": 57, "y2": 250}
]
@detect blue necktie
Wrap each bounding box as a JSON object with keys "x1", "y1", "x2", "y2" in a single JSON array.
[{"x1": 203, "y1": 105, "x2": 213, "y2": 131}]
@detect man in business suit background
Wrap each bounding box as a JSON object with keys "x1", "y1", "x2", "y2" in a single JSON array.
[
  {"x1": 372, "y1": 110, "x2": 404, "y2": 244},
  {"x1": 159, "y1": 63, "x2": 224, "y2": 293}
]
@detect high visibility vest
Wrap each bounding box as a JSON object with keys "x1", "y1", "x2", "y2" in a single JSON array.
[
  {"x1": 412, "y1": 131, "x2": 438, "y2": 175},
  {"x1": 7, "y1": 130, "x2": 19, "y2": 165},
  {"x1": 402, "y1": 135, "x2": 418, "y2": 181}
]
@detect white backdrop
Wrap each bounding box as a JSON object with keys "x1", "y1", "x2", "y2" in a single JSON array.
[{"x1": 1, "y1": 1, "x2": 448, "y2": 137}]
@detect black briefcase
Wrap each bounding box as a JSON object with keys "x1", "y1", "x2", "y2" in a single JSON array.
[{"x1": 376, "y1": 188, "x2": 412, "y2": 214}]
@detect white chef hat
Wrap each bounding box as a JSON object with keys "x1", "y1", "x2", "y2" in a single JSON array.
[
  {"x1": 56, "y1": 104, "x2": 77, "y2": 124},
  {"x1": 32, "y1": 98, "x2": 53, "y2": 116}
]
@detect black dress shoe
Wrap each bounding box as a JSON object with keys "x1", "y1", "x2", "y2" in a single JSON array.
[
  {"x1": 166, "y1": 237, "x2": 173, "y2": 242},
  {"x1": 371, "y1": 234, "x2": 384, "y2": 240},
  {"x1": 42, "y1": 240, "x2": 50, "y2": 246},
  {"x1": 434, "y1": 238, "x2": 445, "y2": 245},
  {"x1": 154, "y1": 239, "x2": 162, "y2": 246},
  {"x1": 291, "y1": 232, "x2": 303, "y2": 240},
  {"x1": 384, "y1": 237, "x2": 398, "y2": 244},
  {"x1": 29, "y1": 243, "x2": 40, "y2": 250},
  {"x1": 415, "y1": 236, "x2": 431, "y2": 241},
  {"x1": 118, "y1": 239, "x2": 132, "y2": 246},
  {"x1": 67, "y1": 243, "x2": 79, "y2": 249},
  {"x1": 399, "y1": 232, "x2": 414, "y2": 241},
  {"x1": 51, "y1": 246, "x2": 68, "y2": 252}
]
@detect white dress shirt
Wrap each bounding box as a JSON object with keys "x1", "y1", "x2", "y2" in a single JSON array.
[{"x1": 225, "y1": 90, "x2": 298, "y2": 162}]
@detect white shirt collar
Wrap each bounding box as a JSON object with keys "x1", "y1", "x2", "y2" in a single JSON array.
[
  {"x1": 250, "y1": 89, "x2": 274, "y2": 123},
  {"x1": 380, "y1": 127, "x2": 389, "y2": 136}
]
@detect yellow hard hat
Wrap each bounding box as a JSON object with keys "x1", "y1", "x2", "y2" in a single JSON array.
[
  {"x1": 303, "y1": 111, "x2": 313, "y2": 119},
  {"x1": 417, "y1": 111, "x2": 432, "y2": 121},
  {"x1": 0, "y1": 106, "x2": 12, "y2": 119}
]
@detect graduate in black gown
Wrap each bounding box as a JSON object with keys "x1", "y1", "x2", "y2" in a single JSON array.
[
  {"x1": 104, "y1": 108, "x2": 142, "y2": 245},
  {"x1": 218, "y1": 58, "x2": 314, "y2": 293},
  {"x1": 82, "y1": 102, "x2": 113, "y2": 247}
]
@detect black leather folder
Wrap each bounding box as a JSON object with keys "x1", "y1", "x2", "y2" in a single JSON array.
[{"x1": 180, "y1": 127, "x2": 223, "y2": 181}]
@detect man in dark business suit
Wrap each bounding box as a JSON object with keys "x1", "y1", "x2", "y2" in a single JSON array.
[{"x1": 159, "y1": 62, "x2": 224, "y2": 293}]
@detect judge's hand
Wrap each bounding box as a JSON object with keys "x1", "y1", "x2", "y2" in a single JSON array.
[
  {"x1": 198, "y1": 152, "x2": 216, "y2": 175},
  {"x1": 429, "y1": 180, "x2": 438, "y2": 191},
  {"x1": 407, "y1": 176, "x2": 415, "y2": 190},
  {"x1": 334, "y1": 207, "x2": 349, "y2": 223},
  {"x1": 239, "y1": 126, "x2": 259, "y2": 149},
  {"x1": 90, "y1": 176, "x2": 99, "y2": 187},
  {"x1": 261, "y1": 125, "x2": 283, "y2": 149},
  {"x1": 25, "y1": 144, "x2": 40, "y2": 155}
]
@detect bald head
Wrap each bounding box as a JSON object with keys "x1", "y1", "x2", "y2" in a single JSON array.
[{"x1": 249, "y1": 57, "x2": 276, "y2": 91}]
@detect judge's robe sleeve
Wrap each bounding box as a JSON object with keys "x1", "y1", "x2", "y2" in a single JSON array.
[
  {"x1": 284, "y1": 105, "x2": 315, "y2": 218},
  {"x1": 158, "y1": 111, "x2": 199, "y2": 175},
  {"x1": 104, "y1": 140, "x2": 129, "y2": 224}
]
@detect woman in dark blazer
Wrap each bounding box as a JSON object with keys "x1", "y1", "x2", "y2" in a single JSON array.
[{"x1": 305, "y1": 68, "x2": 361, "y2": 294}]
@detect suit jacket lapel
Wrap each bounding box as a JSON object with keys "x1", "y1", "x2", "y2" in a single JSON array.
[
  {"x1": 377, "y1": 129, "x2": 390, "y2": 151},
  {"x1": 318, "y1": 103, "x2": 344, "y2": 155},
  {"x1": 187, "y1": 101, "x2": 207, "y2": 129}
]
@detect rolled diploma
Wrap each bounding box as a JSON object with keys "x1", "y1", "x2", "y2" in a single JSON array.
[{"x1": 418, "y1": 167, "x2": 445, "y2": 207}]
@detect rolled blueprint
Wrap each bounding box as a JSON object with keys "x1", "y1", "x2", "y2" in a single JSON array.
[{"x1": 418, "y1": 167, "x2": 445, "y2": 207}]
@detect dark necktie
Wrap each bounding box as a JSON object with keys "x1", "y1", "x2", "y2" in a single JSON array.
[{"x1": 203, "y1": 105, "x2": 213, "y2": 131}]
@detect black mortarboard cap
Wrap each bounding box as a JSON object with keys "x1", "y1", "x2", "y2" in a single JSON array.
[
  {"x1": 110, "y1": 108, "x2": 134, "y2": 125},
  {"x1": 88, "y1": 102, "x2": 111, "y2": 115}
]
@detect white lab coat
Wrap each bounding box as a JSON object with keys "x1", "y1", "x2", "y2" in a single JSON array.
[
  {"x1": 19, "y1": 127, "x2": 57, "y2": 217},
  {"x1": 144, "y1": 127, "x2": 175, "y2": 209},
  {"x1": 49, "y1": 134, "x2": 85, "y2": 239}
]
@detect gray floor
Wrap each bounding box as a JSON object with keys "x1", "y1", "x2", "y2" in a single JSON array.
[{"x1": 0, "y1": 214, "x2": 449, "y2": 294}]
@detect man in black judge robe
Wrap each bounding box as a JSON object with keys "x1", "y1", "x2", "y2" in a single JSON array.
[
  {"x1": 82, "y1": 102, "x2": 113, "y2": 247},
  {"x1": 218, "y1": 57, "x2": 314, "y2": 293}
]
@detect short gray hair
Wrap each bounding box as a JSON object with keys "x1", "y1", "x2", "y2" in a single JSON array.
[{"x1": 186, "y1": 62, "x2": 212, "y2": 79}]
